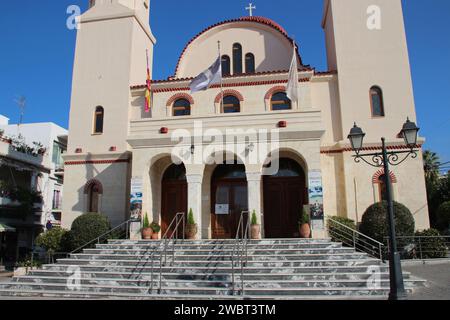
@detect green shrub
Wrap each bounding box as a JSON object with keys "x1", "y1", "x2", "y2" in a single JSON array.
[
  {"x1": 142, "y1": 212, "x2": 150, "y2": 229},
  {"x1": 327, "y1": 216, "x2": 356, "y2": 244},
  {"x1": 299, "y1": 208, "x2": 310, "y2": 225},
  {"x1": 64, "y1": 213, "x2": 111, "y2": 252},
  {"x1": 251, "y1": 210, "x2": 258, "y2": 225},
  {"x1": 359, "y1": 201, "x2": 415, "y2": 243},
  {"x1": 187, "y1": 208, "x2": 195, "y2": 225},
  {"x1": 150, "y1": 222, "x2": 161, "y2": 233},
  {"x1": 35, "y1": 227, "x2": 67, "y2": 254},
  {"x1": 437, "y1": 201, "x2": 450, "y2": 232},
  {"x1": 414, "y1": 229, "x2": 447, "y2": 259}
]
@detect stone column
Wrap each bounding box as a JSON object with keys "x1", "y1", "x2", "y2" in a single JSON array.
[
  {"x1": 246, "y1": 172, "x2": 263, "y2": 238},
  {"x1": 186, "y1": 174, "x2": 203, "y2": 239}
]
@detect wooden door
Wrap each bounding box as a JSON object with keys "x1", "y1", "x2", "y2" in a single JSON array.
[
  {"x1": 263, "y1": 177, "x2": 305, "y2": 238},
  {"x1": 161, "y1": 181, "x2": 187, "y2": 237},
  {"x1": 211, "y1": 181, "x2": 248, "y2": 239}
]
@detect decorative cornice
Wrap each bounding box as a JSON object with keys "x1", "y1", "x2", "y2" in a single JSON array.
[
  {"x1": 65, "y1": 159, "x2": 130, "y2": 166},
  {"x1": 83, "y1": 178, "x2": 103, "y2": 194},
  {"x1": 166, "y1": 92, "x2": 195, "y2": 107},
  {"x1": 372, "y1": 169, "x2": 398, "y2": 184},
  {"x1": 131, "y1": 77, "x2": 311, "y2": 94},
  {"x1": 214, "y1": 89, "x2": 244, "y2": 103},
  {"x1": 264, "y1": 85, "x2": 287, "y2": 100}
]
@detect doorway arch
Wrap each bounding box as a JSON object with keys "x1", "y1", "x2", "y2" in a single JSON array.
[
  {"x1": 161, "y1": 163, "x2": 187, "y2": 236},
  {"x1": 211, "y1": 163, "x2": 248, "y2": 239},
  {"x1": 263, "y1": 158, "x2": 307, "y2": 238}
]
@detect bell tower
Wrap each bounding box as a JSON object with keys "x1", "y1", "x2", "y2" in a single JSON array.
[{"x1": 63, "y1": 0, "x2": 156, "y2": 228}]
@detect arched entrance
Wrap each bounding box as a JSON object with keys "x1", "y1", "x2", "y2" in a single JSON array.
[
  {"x1": 263, "y1": 158, "x2": 307, "y2": 238},
  {"x1": 211, "y1": 164, "x2": 248, "y2": 239},
  {"x1": 161, "y1": 164, "x2": 187, "y2": 236}
]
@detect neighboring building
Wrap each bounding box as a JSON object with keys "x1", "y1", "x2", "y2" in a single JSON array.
[
  {"x1": 62, "y1": 0, "x2": 430, "y2": 239},
  {"x1": 0, "y1": 115, "x2": 67, "y2": 265}
]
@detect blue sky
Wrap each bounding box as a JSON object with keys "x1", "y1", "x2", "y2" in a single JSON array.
[{"x1": 0, "y1": 0, "x2": 449, "y2": 165}]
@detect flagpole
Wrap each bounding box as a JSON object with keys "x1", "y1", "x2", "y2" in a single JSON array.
[
  {"x1": 292, "y1": 39, "x2": 299, "y2": 109},
  {"x1": 218, "y1": 41, "x2": 224, "y2": 113}
]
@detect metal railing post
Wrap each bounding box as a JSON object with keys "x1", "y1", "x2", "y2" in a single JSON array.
[{"x1": 418, "y1": 237, "x2": 423, "y2": 260}]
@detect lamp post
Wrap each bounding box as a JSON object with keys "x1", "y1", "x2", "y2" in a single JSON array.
[{"x1": 347, "y1": 118, "x2": 420, "y2": 300}]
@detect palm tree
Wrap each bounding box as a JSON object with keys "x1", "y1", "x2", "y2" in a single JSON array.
[{"x1": 423, "y1": 150, "x2": 440, "y2": 183}]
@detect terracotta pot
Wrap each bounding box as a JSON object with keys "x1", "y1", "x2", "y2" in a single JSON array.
[
  {"x1": 141, "y1": 228, "x2": 153, "y2": 240},
  {"x1": 185, "y1": 224, "x2": 198, "y2": 240},
  {"x1": 251, "y1": 224, "x2": 261, "y2": 240},
  {"x1": 299, "y1": 224, "x2": 311, "y2": 239},
  {"x1": 151, "y1": 232, "x2": 159, "y2": 240}
]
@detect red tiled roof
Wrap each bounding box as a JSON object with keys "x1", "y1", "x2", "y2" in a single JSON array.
[{"x1": 173, "y1": 16, "x2": 304, "y2": 78}]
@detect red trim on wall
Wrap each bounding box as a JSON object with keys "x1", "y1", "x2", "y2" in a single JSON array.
[
  {"x1": 166, "y1": 92, "x2": 195, "y2": 107},
  {"x1": 264, "y1": 85, "x2": 287, "y2": 100},
  {"x1": 214, "y1": 89, "x2": 244, "y2": 103},
  {"x1": 83, "y1": 179, "x2": 103, "y2": 195},
  {"x1": 65, "y1": 159, "x2": 130, "y2": 166},
  {"x1": 372, "y1": 169, "x2": 398, "y2": 184},
  {"x1": 131, "y1": 78, "x2": 310, "y2": 94}
]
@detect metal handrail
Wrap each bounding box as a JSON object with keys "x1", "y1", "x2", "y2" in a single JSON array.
[
  {"x1": 384, "y1": 235, "x2": 450, "y2": 260},
  {"x1": 327, "y1": 217, "x2": 385, "y2": 260},
  {"x1": 231, "y1": 210, "x2": 250, "y2": 296},
  {"x1": 148, "y1": 212, "x2": 185, "y2": 294},
  {"x1": 70, "y1": 218, "x2": 139, "y2": 255}
]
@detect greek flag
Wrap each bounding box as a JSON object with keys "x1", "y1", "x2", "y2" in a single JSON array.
[{"x1": 190, "y1": 57, "x2": 222, "y2": 93}]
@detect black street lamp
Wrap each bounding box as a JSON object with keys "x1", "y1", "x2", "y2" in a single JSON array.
[{"x1": 347, "y1": 118, "x2": 420, "y2": 301}]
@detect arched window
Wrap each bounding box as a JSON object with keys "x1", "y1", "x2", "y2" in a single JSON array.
[
  {"x1": 221, "y1": 55, "x2": 231, "y2": 76},
  {"x1": 271, "y1": 92, "x2": 292, "y2": 111},
  {"x1": 222, "y1": 95, "x2": 241, "y2": 113},
  {"x1": 245, "y1": 53, "x2": 255, "y2": 74},
  {"x1": 378, "y1": 174, "x2": 388, "y2": 202},
  {"x1": 173, "y1": 98, "x2": 191, "y2": 116},
  {"x1": 93, "y1": 106, "x2": 104, "y2": 134},
  {"x1": 370, "y1": 86, "x2": 385, "y2": 117},
  {"x1": 233, "y1": 43, "x2": 242, "y2": 75},
  {"x1": 84, "y1": 180, "x2": 103, "y2": 213}
]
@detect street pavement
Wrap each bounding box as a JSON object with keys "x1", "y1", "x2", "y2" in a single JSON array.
[{"x1": 403, "y1": 260, "x2": 450, "y2": 300}]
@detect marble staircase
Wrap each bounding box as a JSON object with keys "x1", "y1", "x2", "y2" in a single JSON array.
[{"x1": 0, "y1": 239, "x2": 425, "y2": 299}]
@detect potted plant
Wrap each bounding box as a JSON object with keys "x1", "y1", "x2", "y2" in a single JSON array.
[
  {"x1": 299, "y1": 208, "x2": 311, "y2": 238},
  {"x1": 141, "y1": 212, "x2": 153, "y2": 240},
  {"x1": 150, "y1": 222, "x2": 161, "y2": 240},
  {"x1": 250, "y1": 210, "x2": 261, "y2": 240},
  {"x1": 185, "y1": 208, "x2": 198, "y2": 240}
]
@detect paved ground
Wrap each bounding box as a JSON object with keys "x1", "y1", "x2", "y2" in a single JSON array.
[{"x1": 403, "y1": 260, "x2": 450, "y2": 300}]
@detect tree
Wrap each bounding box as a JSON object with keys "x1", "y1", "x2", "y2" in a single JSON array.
[{"x1": 423, "y1": 150, "x2": 446, "y2": 227}]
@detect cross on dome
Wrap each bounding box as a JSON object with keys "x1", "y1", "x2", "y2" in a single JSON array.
[{"x1": 245, "y1": 3, "x2": 256, "y2": 17}]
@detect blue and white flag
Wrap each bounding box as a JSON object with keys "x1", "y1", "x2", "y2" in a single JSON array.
[{"x1": 190, "y1": 57, "x2": 222, "y2": 93}]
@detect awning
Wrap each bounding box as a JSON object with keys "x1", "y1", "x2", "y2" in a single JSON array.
[{"x1": 0, "y1": 223, "x2": 16, "y2": 232}]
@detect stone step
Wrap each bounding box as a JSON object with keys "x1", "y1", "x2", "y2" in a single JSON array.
[
  {"x1": 0, "y1": 281, "x2": 416, "y2": 296},
  {"x1": 10, "y1": 275, "x2": 424, "y2": 289},
  {"x1": 70, "y1": 253, "x2": 368, "y2": 262},
  {"x1": 95, "y1": 243, "x2": 343, "y2": 250},
  {"x1": 107, "y1": 238, "x2": 333, "y2": 245},
  {"x1": 84, "y1": 247, "x2": 355, "y2": 255},
  {"x1": 43, "y1": 263, "x2": 389, "y2": 274},
  {"x1": 28, "y1": 269, "x2": 405, "y2": 281},
  {"x1": 55, "y1": 257, "x2": 381, "y2": 268},
  {"x1": 0, "y1": 288, "x2": 389, "y2": 300}
]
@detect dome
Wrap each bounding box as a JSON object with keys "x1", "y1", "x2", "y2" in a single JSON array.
[{"x1": 173, "y1": 16, "x2": 302, "y2": 79}]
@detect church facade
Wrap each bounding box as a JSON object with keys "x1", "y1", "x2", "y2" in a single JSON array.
[{"x1": 62, "y1": 0, "x2": 430, "y2": 239}]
